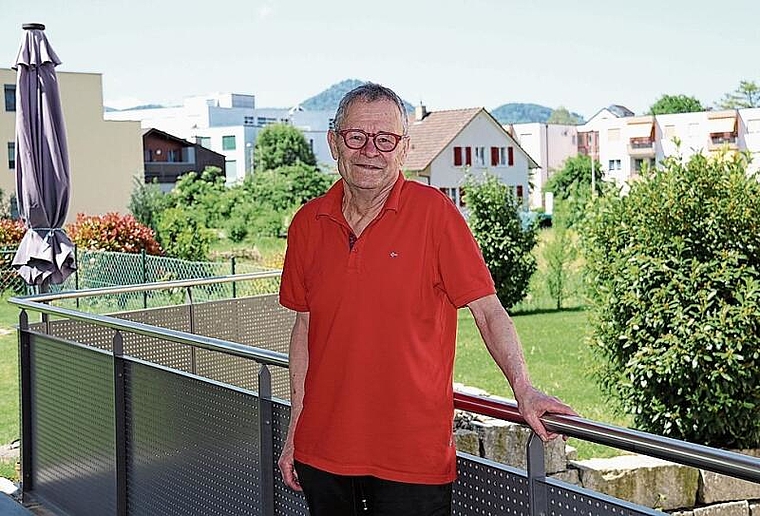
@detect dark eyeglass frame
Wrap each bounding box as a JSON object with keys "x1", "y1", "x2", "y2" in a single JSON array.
[{"x1": 336, "y1": 129, "x2": 406, "y2": 152}]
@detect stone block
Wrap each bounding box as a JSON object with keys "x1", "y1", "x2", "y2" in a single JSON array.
[
  {"x1": 698, "y1": 450, "x2": 760, "y2": 504},
  {"x1": 454, "y1": 429, "x2": 480, "y2": 456},
  {"x1": 472, "y1": 417, "x2": 567, "y2": 474},
  {"x1": 571, "y1": 454, "x2": 699, "y2": 511},
  {"x1": 549, "y1": 468, "x2": 580, "y2": 485},
  {"x1": 749, "y1": 502, "x2": 760, "y2": 516},
  {"x1": 693, "y1": 501, "x2": 750, "y2": 516},
  {"x1": 670, "y1": 511, "x2": 694, "y2": 516}
]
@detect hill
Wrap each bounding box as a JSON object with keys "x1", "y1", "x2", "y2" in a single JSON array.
[
  {"x1": 490, "y1": 103, "x2": 584, "y2": 124},
  {"x1": 300, "y1": 79, "x2": 415, "y2": 113}
]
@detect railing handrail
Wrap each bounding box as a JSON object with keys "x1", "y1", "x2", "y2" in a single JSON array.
[
  {"x1": 454, "y1": 392, "x2": 760, "y2": 484},
  {"x1": 10, "y1": 270, "x2": 282, "y2": 303},
  {"x1": 10, "y1": 274, "x2": 760, "y2": 486},
  {"x1": 9, "y1": 294, "x2": 289, "y2": 369}
]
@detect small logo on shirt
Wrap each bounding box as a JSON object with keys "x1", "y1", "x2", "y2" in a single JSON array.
[{"x1": 389, "y1": 251, "x2": 399, "y2": 258}]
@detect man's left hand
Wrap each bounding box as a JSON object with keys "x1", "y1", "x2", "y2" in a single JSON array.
[{"x1": 515, "y1": 386, "x2": 578, "y2": 441}]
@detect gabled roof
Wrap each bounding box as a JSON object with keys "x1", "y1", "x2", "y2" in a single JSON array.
[
  {"x1": 404, "y1": 107, "x2": 538, "y2": 171},
  {"x1": 142, "y1": 127, "x2": 194, "y2": 146},
  {"x1": 404, "y1": 108, "x2": 481, "y2": 171}
]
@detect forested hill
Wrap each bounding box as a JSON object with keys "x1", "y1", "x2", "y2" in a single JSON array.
[
  {"x1": 490, "y1": 103, "x2": 584, "y2": 124},
  {"x1": 300, "y1": 79, "x2": 415, "y2": 112}
]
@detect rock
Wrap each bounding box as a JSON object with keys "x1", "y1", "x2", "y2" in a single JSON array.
[
  {"x1": 693, "y1": 501, "x2": 750, "y2": 516},
  {"x1": 670, "y1": 511, "x2": 694, "y2": 516},
  {"x1": 454, "y1": 429, "x2": 480, "y2": 456},
  {"x1": 749, "y1": 502, "x2": 760, "y2": 516},
  {"x1": 472, "y1": 417, "x2": 567, "y2": 474},
  {"x1": 571, "y1": 454, "x2": 699, "y2": 511},
  {"x1": 698, "y1": 450, "x2": 760, "y2": 504},
  {"x1": 549, "y1": 468, "x2": 580, "y2": 485}
]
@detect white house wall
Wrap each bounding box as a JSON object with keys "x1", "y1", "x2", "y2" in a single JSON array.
[{"x1": 428, "y1": 113, "x2": 530, "y2": 209}]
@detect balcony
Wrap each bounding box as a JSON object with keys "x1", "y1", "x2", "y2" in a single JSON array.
[
  {"x1": 627, "y1": 137, "x2": 656, "y2": 157},
  {"x1": 708, "y1": 132, "x2": 739, "y2": 151},
  {"x1": 8, "y1": 274, "x2": 760, "y2": 515}
]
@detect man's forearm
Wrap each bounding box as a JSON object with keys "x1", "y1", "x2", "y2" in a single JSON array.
[{"x1": 287, "y1": 312, "x2": 310, "y2": 440}]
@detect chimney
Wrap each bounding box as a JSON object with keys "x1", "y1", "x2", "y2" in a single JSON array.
[{"x1": 415, "y1": 102, "x2": 428, "y2": 121}]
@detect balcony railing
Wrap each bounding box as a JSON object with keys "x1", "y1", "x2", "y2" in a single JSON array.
[{"x1": 9, "y1": 275, "x2": 760, "y2": 515}]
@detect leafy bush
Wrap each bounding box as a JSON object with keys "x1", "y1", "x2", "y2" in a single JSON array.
[
  {"x1": 253, "y1": 123, "x2": 317, "y2": 172},
  {"x1": 243, "y1": 164, "x2": 334, "y2": 213},
  {"x1": 466, "y1": 173, "x2": 538, "y2": 309},
  {"x1": 66, "y1": 213, "x2": 162, "y2": 255},
  {"x1": 0, "y1": 219, "x2": 26, "y2": 246},
  {"x1": 156, "y1": 207, "x2": 214, "y2": 261},
  {"x1": 165, "y1": 167, "x2": 227, "y2": 227},
  {"x1": 128, "y1": 177, "x2": 167, "y2": 233},
  {"x1": 226, "y1": 217, "x2": 248, "y2": 243},
  {"x1": 581, "y1": 151, "x2": 760, "y2": 448},
  {"x1": 544, "y1": 154, "x2": 607, "y2": 228}
]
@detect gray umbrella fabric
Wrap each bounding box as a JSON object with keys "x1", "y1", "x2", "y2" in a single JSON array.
[{"x1": 11, "y1": 24, "x2": 76, "y2": 287}]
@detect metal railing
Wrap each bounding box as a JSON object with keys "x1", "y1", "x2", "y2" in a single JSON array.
[{"x1": 9, "y1": 275, "x2": 760, "y2": 515}]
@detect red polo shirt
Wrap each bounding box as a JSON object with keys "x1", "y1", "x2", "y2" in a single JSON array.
[{"x1": 279, "y1": 173, "x2": 495, "y2": 484}]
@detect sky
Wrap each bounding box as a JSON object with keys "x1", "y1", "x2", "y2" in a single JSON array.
[{"x1": 2, "y1": 0, "x2": 759, "y2": 120}]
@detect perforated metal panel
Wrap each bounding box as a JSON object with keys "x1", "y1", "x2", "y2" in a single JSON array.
[
  {"x1": 271, "y1": 402, "x2": 310, "y2": 515},
  {"x1": 545, "y1": 480, "x2": 664, "y2": 516},
  {"x1": 30, "y1": 334, "x2": 117, "y2": 516},
  {"x1": 31, "y1": 319, "x2": 114, "y2": 351},
  {"x1": 453, "y1": 453, "x2": 530, "y2": 516},
  {"x1": 231, "y1": 295, "x2": 295, "y2": 352},
  {"x1": 117, "y1": 307, "x2": 195, "y2": 371},
  {"x1": 125, "y1": 360, "x2": 262, "y2": 515}
]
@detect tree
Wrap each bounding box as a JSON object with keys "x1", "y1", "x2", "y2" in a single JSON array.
[
  {"x1": 647, "y1": 94, "x2": 704, "y2": 115},
  {"x1": 544, "y1": 154, "x2": 605, "y2": 227},
  {"x1": 254, "y1": 123, "x2": 317, "y2": 172},
  {"x1": 466, "y1": 173, "x2": 538, "y2": 309},
  {"x1": 718, "y1": 80, "x2": 760, "y2": 109},
  {"x1": 128, "y1": 177, "x2": 167, "y2": 233},
  {"x1": 547, "y1": 106, "x2": 582, "y2": 124},
  {"x1": 581, "y1": 151, "x2": 760, "y2": 448}
]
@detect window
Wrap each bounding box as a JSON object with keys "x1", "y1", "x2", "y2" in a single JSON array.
[
  {"x1": 474, "y1": 147, "x2": 485, "y2": 166},
  {"x1": 197, "y1": 136, "x2": 211, "y2": 148},
  {"x1": 244, "y1": 116, "x2": 255, "y2": 126},
  {"x1": 222, "y1": 135, "x2": 236, "y2": 150},
  {"x1": 257, "y1": 117, "x2": 277, "y2": 126},
  {"x1": 7, "y1": 142, "x2": 15, "y2": 169},
  {"x1": 747, "y1": 119, "x2": 760, "y2": 134},
  {"x1": 608, "y1": 159, "x2": 621, "y2": 171},
  {"x1": 608, "y1": 128, "x2": 620, "y2": 142},
  {"x1": 453, "y1": 147, "x2": 472, "y2": 167},
  {"x1": 4, "y1": 85, "x2": 15, "y2": 112},
  {"x1": 633, "y1": 158, "x2": 656, "y2": 172},
  {"x1": 167, "y1": 149, "x2": 180, "y2": 162},
  {"x1": 507, "y1": 147, "x2": 514, "y2": 166}
]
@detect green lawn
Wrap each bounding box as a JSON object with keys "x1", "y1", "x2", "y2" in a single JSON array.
[{"x1": 0, "y1": 295, "x2": 19, "y2": 480}]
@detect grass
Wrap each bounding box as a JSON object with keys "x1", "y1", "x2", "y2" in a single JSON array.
[{"x1": 0, "y1": 293, "x2": 19, "y2": 480}]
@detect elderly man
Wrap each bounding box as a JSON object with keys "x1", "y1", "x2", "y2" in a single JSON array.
[{"x1": 278, "y1": 83, "x2": 575, "y2": 515}]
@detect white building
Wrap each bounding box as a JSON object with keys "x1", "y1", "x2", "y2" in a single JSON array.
[
  {"x1": 404, "y1": 105, "x2": 537, "y2": 211},
  {"x1": 106, "y1": 93, "x2": 335, "y2": 185}
]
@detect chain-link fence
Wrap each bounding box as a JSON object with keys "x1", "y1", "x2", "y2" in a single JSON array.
[{"x1": 1, "y1": 246, "x2": 280, "y2": 309}]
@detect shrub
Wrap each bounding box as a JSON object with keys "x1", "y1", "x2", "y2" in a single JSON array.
[
  {"x1": 581, "y1": 151, "x2": 760, "y2": 448},
  {"x1": 466, "y1": 173, "x2": 538, "y2": 309},
  {"x1": 0, "y1": 219, "x2": 26, "y2": 246},
  {"x1": 66, "y1": 213, "x2": 162, "y2": 255},
  {"x1": 156, "y1": 207, "x2": 214, "y2": 261},
  {"x1": 226, "y1": 217, "x2": 248, "y2": 243},
  {"x1": 129, "y1": 177, "x2": 168, "y2": 233}
]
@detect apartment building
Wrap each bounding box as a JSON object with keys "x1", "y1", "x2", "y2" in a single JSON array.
[
  {"x1": 404, "y1": 105, "x2": 537, "y2": 211},
  {"x1": 106, "y1": 94, "x2": 335, "y2": 184},
  {"x1": 1, "y1": 68, "x2": 142, "y2": 223}
]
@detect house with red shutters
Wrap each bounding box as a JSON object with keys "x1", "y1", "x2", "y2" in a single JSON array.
[{"x1": 404, "y1": 105, "x2": 538, "y2": 211}]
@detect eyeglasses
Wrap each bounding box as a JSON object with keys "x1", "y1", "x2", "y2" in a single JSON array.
[{"x1": 336, "y1": 129, "x2": 406, "y2": 152}]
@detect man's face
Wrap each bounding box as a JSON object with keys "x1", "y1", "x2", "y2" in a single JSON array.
[{"x1": 328, "y1": 99, "x2": 409, "y2": 194}]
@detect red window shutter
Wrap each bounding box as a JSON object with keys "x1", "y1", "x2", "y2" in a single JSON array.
[
  {"x1": 491, "y1": 147, "x2": 499, "y2": 166},
  {"x1": 465, "y1": 147, "x2": 472, "y2": 166},
  {"x1": 516, "y1": 185, "x2": 524, "y2": 198},
  {"x1": 508, "y1": 146, "x2": 514, "y2": 166},
  {"x1": 453, "y1": 147, "x2": 462, "y2": 166}
]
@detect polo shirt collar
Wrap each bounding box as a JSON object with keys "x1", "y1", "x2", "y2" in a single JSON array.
[{"x1": 317, "y1": 172, "x2": 406, "y2": 220}]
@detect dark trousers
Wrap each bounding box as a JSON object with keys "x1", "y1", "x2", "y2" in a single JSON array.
[{"x1": 295, "y1": 460, "x2": 452, "y2": 516}]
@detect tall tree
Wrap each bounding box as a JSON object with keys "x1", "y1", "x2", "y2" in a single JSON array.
[
  {"x1": 544, "y1": 154, "x2": 605, "y2": 227},
  {"x1": 254, "y1": 123, "x2": 317, "y2": 172},
  {"x1": 547, "y1": 106, "x2": 582, "y2": 124},
  {"x1": 647, "y1": 94, "x2": 704, "y2": 115},
  {"x1": 718, "y1": 80, "x2": 760, "y2": 109}
]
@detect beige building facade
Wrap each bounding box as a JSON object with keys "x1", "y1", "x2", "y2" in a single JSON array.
[{"x1": 1, "y1": 68, "x2": 142, "y2": 223}]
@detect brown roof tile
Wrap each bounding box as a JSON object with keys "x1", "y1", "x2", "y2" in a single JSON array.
[{"x1": 404, "y1": 108, "x2": 483, "y2": 171}]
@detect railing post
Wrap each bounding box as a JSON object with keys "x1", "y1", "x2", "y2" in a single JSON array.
[
  {"x1": 74, "y1": 244, "x2": 80, "y2": 308},
  {"x1": 186, "y1": 287, "x2": 196, "y2": 374},
  {"x1": 18, "y1": 309, "x2": 33, "y2": 497},
  {"x1": 527, "y1": 433, "x2": 548, "y2": 516},
  {"x1": 141, "y1": 249, "x2": 147, "y2": 309},
  {"x1": 258, "y1": 365, "x2": 275, "y2": 515},
  {"x1": 231, "y1": 256, "x2": 237, "y2": 299},
  {"x1": 113, "y1": 331, "x2": 128, "y2": 516}
]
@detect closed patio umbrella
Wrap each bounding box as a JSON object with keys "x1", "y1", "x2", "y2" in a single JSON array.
[{"x1": 11, "y1": 23, "x2": 76, "y2": 289}]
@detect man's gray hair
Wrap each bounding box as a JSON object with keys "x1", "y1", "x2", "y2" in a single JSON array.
[{"x1": 333, "y1": 82, "x2": 409, "y2": 135}]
